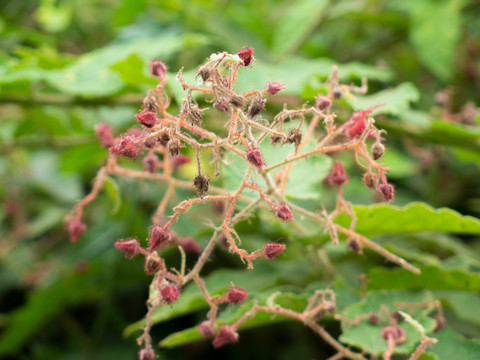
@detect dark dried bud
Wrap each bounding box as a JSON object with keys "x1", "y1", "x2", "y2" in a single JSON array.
[
  {"x1": 378, "y1": 182, "x2": 395, "y2": 202},
  {"x1": 433, "y1": 314, "x2": 446, "y2": 332},
  {"x1": 362, "y1": 172, "x2": 377, "y2": 188},
  {"x1": 270, "y1": 133, "x2": 285, "y2": 146},
  {"x1": 213, "y1": 325, "x2": 239, "y2": 348},
  {"x1": 185, "y1": 102, "x2": 203, "y2": 124},
  {"x1": 265, "y1": 81, "x2": 286, "y2": 96},
  {"x1": 95, "y1": 123, "x2": 114, "y2": 148},
  {"x1": 236, "y1": 47, "x2": 254, "y2": 67},
  {"x1": 326, "y1": 161, "x2": 348, "y2": 186},
  {"x1": 286, "y1": 128, "x2": 302, "y2": 150},
  {"x1": 193, "y1": 174, "x2": 210, "y2": 197},
  {"x1": 177, "y1": 236, "x2": 201, "y2": 253},
  {"x1": 110, "y1": 135, "x2": 142, "y2": 159},
  {"x1": 168, "y1": 139, "x2": 181, "y2": 157},
  {"x1": 246, "y1": 148, "x2": 266, "y2": 169},
  {"x1": 199, "y1": 321, "x2": 217, "y2": 339},
  {"x1": 114, "y1": 238, "x2": 141, "y2": 259},
  {"x1": 230, "y1": 94, "x2": 245, "y2": 108},
  {"x1": 197, "y1": 66, "x2": 212, "y2": 82},
  {"x1": 392, "y1": 311, "x2": 403, "y2": 322},
  {"x1": 333, "y1": 86, "x2": 342, "y2": 99},
  {"x1": 143, "y1": 95, "x2": 158, "y2": 113},
  {"x1": 264, "y1": 242, "x2": 286, "y2": 260},
  {"x1": 148, "y1": 225, "x2": 171, "y2": 251},
  {"x1": 138, "y1": 347, "x2": 156, "y2": 360},
  {"x1": 369, "y1": 312, "x2": 379, "y2": 325},
  {"x1": 213, "y1": 98, "x2": 230, "y2": 113},
  {"x1": 159, "y1": 132, "x2": 171, "y2": 147},
  {"x1": 315, "y1": 94, "x2": 332, "y2": 111},
  {"x1": 136, "y1": 111, "x2": 158, "y2": 128},
  {"x1": 159, "y1": 283, "x2": 181, "y2": 304},
  {"x1": 149, "y1": 59, "x2": 168, "y2": 78},
  {"x1": 144, "y1": 253, "x2": 163, "y2": 275},
  {"x1": 144, "y1": 134, "x2": 159, "y2": 148},
  {"x1": 247, "y1": 96, "x2": 266, "y2": 118},
  {"x1": 67, "y1": 219, "x2": 87, "y2": 243},
  {"x1": 143, "y1": 152, "x2": 158, "y2": 173},
  {"x1": 347, "y1": 237, "x2": 362, "y2": 254},
  {"x1": 382, "y1": 325, "x2": 406, "y2": 345},
  {"x1": 225, "y1": 287, "x2": 248, "y2": 304},
  {"x1": 371, "y1": 142, "x2": 385, "y2": 160},
  {"x1": 172, "y1": 154, "x2": 191, "y2": 168},
  {"x1": 275, "y1": 204, "x2": 294, "y2": 221}
]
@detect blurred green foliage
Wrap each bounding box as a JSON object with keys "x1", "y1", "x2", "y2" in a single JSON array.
[{"x1": 1, "y1": 0, "x2": 480, "y2": 359}]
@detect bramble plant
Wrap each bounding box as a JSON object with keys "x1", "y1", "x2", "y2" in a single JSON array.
[{"x1": 66, "y1": 48, "x2": 444, "y2": 360}]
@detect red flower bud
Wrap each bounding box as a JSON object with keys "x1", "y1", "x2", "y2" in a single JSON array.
[
  {"x1": 198, "y1": 320, "x2": 216, "y2": 339},
  {"x1": 225, "y1": 287, "x2": 248, "y2": 304},
  {"x1": 326, "y1": 161, "x2": 348, "y2": 186},
  {"x1": 246, "y1": 148, "x2": 266, "y2": 169},
  {"x1": 177, "y1": 236, "x2": 201, "y2": 253},
  {"x1": 263, "y1": 242, "x2": 286, "y2": 260},
  {"x1": 148, "y1": 225, "x2": 171, "y2": 251},
  {"x1": 67, "y1": 219, "x2": 87, "y2": 243},
  {"x1": 213, "y1": 325, "x2": 239, "y2": 348},
  {"x1": 94, "y1": 123, "x2": 114, "y2": 148},
  {"x1": 378, "y1": 182, "x2": 394, "y2": 202},
  {"x1": 315, "y1": 94, "x2": 332, "y2": 111},
  {"x1": 110, "y1": 135, "x2": 142, "y2": 159},
  {"x1": 149, "y1": 59, "x2": 168, "y2": 78},
  {"x1": 159, "y1": 283, "x2": 181, "y2": 304},
  {"x1": 382, "y1": 325, "x2": 406, "y2": 345},
  {"x1": 143, "y1": 153, "x2": 158, "y2": 173},
  {"x1": 236, "y1": 47, "x2": 254, "y2": 66},
  {"x1": 136, "y1": 111, "x2": 158, "y2": 128},
  {"x1": 265, "y1": 81, "x2": 286, "y2": 96},
  {"x1": 114, "y1": 238, "x2": 141, "y2": 259},
  {"x1": 275, "y1": 204, "x2": 294, "y2": 221},
  {"x1": 127, "y1": 127, "x2": 143, "y2": 138},
  {"x1": 344, "y1": 105, "x2": 383, "y2": 140},
  {"x1": 138, "y1": 347, "x2": 156, "y2": 360}
]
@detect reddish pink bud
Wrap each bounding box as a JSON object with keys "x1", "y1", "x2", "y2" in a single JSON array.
[
  {"x1": 138, "y1": 347, "x2": 156, "y2": 360},
  {"x1": 326, "y1": 161, "x2": 348, "y2": 186},
  {"x1": 344, "y1": 105, "x2": 383, "y2": 140},
  {"x1": 275, "y1": 204, "x2": 294, "y2": 221},
  {"x1": 148, "y1": 225, "x2": 171, "y2": 251},
  {"x1": 315, "y1": 94, "x2": 332, "y2": 111},
  {"x1": 143, "y1": 153, "x2": 158, "y2": 173},
  {"x1": 382, "y1": 325, "x2": 406, "y2": 345},
  {"x1": 225, "y1": 287, "x2": 248, "y2": 304},
  {"x1": 159, "y1": 283, "x2": 181, "y2": 304},
  {"x1": 199, "y1": 320, "x2": 216, "y2": 339},
  {"x1": 95, "y1": 123, "x2": 114, "y2": 148},
  {"x1": 110, "y1": 135, "x2": 142, "y2": 159},
  {"x1": 236, "y1": 47, "x2": 254, "y2": 66},
  {"x1": 265, "y1": 81, "x2": 286, "y2": 96},
  {"x1": 213, "y1": 325, "x2": 239, "y2": 348},
  {"x1": 67, "y1": 219, "x2": 87, "y2": 243},
  {"x1": 378, "y1": 182, "x2": 394, "y2": 202},
  {"x1": 114, "y1": 238, "x2": 141, "y2": 259},
  {"x1": 136, "y1": 111, "x2": 158, "y2": 128},
  {"x1": 127, "y1": 127, "x2": 143, "y2": 138},
  {"x1": 246, "y1": 148, "x2": 266, "y2": 169},
  {"x1": 171, "y1": 154, "x2": 191, "y2": 168},
  {"x1": 177, "y1": 236, "x2": 201, "y2": 253},
  {"x1": 149, "y1": 59, "x2": 168, "y2": 78},
  {"x1": 263, "y1": 242, "x2": 286, "y2": 260}
]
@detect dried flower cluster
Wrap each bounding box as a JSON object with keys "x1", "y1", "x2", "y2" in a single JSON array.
[{"x1": 65, "y1": 48, "x2": 424, "y2": 359}]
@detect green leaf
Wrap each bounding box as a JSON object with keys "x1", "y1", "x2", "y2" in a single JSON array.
[
  {"x1": 435, "y1": 291, "x2": 480, "y2": 326},
  {"x1": 428, "y1": 328, "x2": 480, "y2": 360},
  {"x1": 368, "y1": 266, "x2": 480, "y2": 291},
  {"x1": 110, "y1": 53, "x2": 156, "y2": 88},
  {"x1": 407, "y1": 0, "x2": 466, "y2": 81},
  {"x1": 104, "y1": 176, "x2": 122, "y2": 214},
  {"x1": 271, "y1": 0, "x2": 329, "y2": 60},
  {"x1": 346, "y1": 83, "x2": 420, "y2": 116},
  {"x1": 335, "y1": 202, "x2": 480, "y2": 236}
]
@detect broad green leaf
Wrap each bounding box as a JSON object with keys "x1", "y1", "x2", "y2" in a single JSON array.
[
  {"x1": 340, "y1": 290, "x2": 436, "y2": 355},
  {"x1": 368, "y1": 266, "x2": 480, "y2": 291},
  {"x1": 346, "y1": 83, "x2": 420, "y2": 116},
  {"x1": 434, "y1": 291, "x2": 480, "y2": 326},
  {"x1": 428, "y1": 328, "x2": 480, "y2": 360},
  {"x1": 335, "y1": 202, "x2": 480, "y2": 236},
  {"x1": 407, "y1": 0, "x2": 466, "y2": 81},
  {"x1": 104, "y1": 176, "x2": 122, "y2": 214},
  {"x1": 110, "y1": 53, "x2": 156, "y2": 88},
  {"x1": 271, "y1": 0, "x2": 329, "y2": 60}
]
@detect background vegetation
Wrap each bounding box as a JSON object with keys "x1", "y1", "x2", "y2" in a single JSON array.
[{"x1": 1, "y1": 0, "x2": 480, "y2": 359}]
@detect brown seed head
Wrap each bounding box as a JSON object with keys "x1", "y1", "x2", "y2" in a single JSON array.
[
  {"x1": 248, "y1": 96, "x2": 266, "y2": 118},
  {"x1": 347, "y1": 237, "x2": 362, "y2": 254},
  {"x1": 362, "y1": 172, "x2": 377, "y2": 188},
  {"x1": 371, "y1": 142, "x2": 385, "y2": 160},
  {"x1": 144, "y1": 253, "x2": 163, "y2": 275},
  {"x1": 230, "y1": 94, "x2": 245, "y2": 108},
  {"x1": 193, "y1": 174, "x2": 210, "y2": 197},
  {"x1": 213, "y1": 98, "x2": 230, "y2": 113}
]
